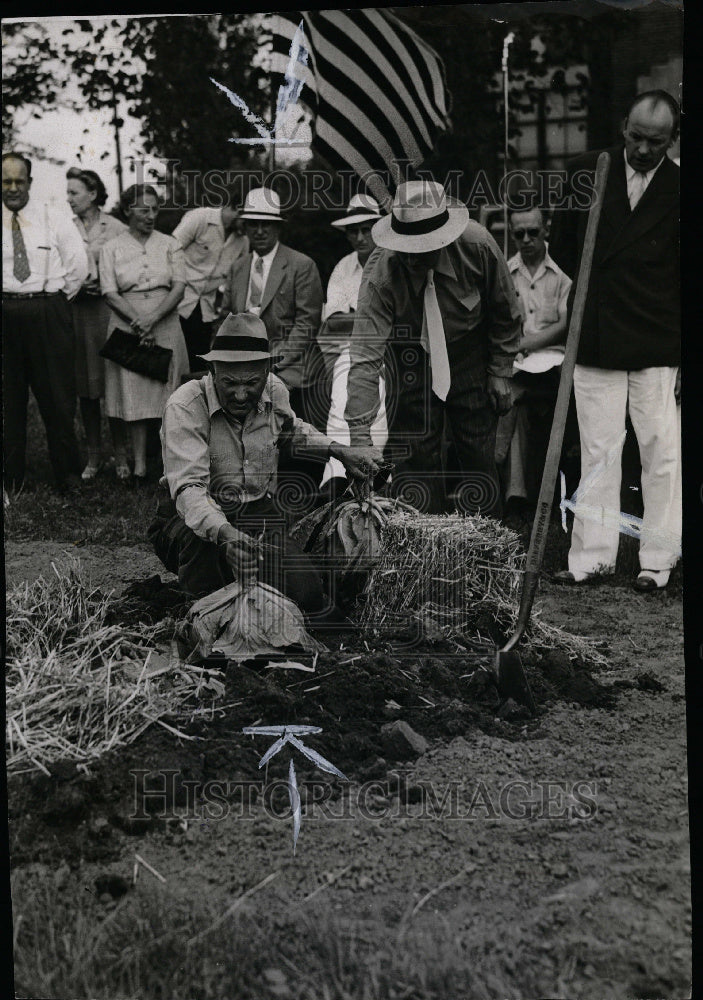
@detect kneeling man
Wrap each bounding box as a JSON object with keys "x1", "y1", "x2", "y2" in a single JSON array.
[{"x1": 149, "y1": 313, "x2": 382, "y2": 611}]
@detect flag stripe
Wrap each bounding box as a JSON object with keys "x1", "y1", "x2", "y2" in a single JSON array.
[
  {"x1": 310, "y1": 12, "x2": 432, "y2": 156},
  {"x1": 353, "y1": 10, "x2": 447, "y2": 131},
  {"x1": 269, "y1": 8, "x2": 451, "y2": 185},
  {"x1": 302, "y1": 31, "x2": 425, "y2": 165},
  {"x1": 378, "y1": 10, "x2": 450, "y2": 120}
]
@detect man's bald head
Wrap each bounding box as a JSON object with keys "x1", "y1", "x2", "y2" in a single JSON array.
[{"x1": 623, "y1": 90, "x2": 679, "y2": 173}]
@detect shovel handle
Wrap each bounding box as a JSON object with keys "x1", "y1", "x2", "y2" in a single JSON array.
[{"x1": 524, "y1": 151, "x2": 611, "y2": 579}]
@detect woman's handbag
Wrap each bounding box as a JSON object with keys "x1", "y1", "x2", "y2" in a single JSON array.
[{"x1": 99, "y1": 327, "x2": 173, "y2": 383}]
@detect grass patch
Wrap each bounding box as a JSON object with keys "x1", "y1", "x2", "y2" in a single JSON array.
[{"x1": 12, "y1": 867, "x2": 544, "y2": 1000}]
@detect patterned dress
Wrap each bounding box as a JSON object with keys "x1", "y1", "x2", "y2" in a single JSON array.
[
  {"x1": 99, "y1": 230, "x2": 189, "y2": 421},
  {"x1": 71, "y1": 211, "x2": 127, "y2": 399}
]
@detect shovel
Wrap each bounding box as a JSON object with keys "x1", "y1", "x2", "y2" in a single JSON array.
[{"x1": 496, "y1": 150, "x2": 611, "y2": 712}]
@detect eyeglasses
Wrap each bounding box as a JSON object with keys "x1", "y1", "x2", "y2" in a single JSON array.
[{"x1": 512, "y1": 227, "x2": 541, "y2": 240}]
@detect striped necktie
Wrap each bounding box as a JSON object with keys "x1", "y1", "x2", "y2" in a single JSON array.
[
  {"x1": 12, "y1": 212, "x2": 31, "y2": 283},
  {"x1": 423, "y1": 268, "x2": 451, "y2": 401},
  {"x1": 249, "y1": 255, "x2": 265, "y2": 310}
]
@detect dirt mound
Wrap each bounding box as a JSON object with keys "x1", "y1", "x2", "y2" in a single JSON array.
[{"x1": 8, "y1": 575, "x2": 627, "y2": 869}]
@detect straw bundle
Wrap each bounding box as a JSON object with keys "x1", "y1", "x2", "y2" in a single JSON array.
[
  {"x1": 176, "y1": 580, "x2": 326, "y2": 663},
  {"x1": 361, "y1": 510, "x2": 606, "y2": 663},
  {"x1": 6, "y1": 562, "x2": 224, "y2": 777}
]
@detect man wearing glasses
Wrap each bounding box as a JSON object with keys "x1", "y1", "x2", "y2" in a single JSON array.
[
  {"x1": 495, "y1": 204, "x2": 571, "y2": 511},
  {"x1": 550, "y1": 90, "x2": 681, "y2": 592}
]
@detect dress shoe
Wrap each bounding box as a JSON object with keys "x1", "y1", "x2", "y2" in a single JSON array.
[
  {"x1": 633, "y1": 569, "x2": 669, "y2": 592},
  {"x1": 81, "y1": 458, "x2": 102, "y2": 481}
]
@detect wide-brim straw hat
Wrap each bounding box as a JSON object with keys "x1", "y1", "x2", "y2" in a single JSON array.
[
  {"x1": 331, "y1": 193, "x2": 384, "y2": 228},
  {"x1": 199, "y1": 312, "x2": 279, "y2": 363},
  {"x1": 371, "y1": 180, "x2": 469, "y2": 253},
  {"x1": 239, "y1": 187, "x2": 284, "y2": 222}
]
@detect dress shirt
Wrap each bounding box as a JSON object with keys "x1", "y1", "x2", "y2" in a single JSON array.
[
  {"x1": 245, "y1": 243, "x2": 279, "y2": 314},
  {"x1": 99, "y1": 230, "x2": 185, "y2": 294},
  {"x1": 173, "y1": 207, "x2": 248, "y2": 321},
  {"x1": 161, "y1": 371, "x2": 336, "y2": 543},
  {"x1": 2, "y1": 201, "x2": 89, "y2": 298},
  {"x1": 73, "y1": 211, "x2": 126, "y2": 281},
  {"x1": 322, "y1": 250, "x2": 363, "y2": 320},
  {"x1": 344, "y1": 222, "x2": 522, "y2": 445},
  {"x1": 624, "y1": 148, "x2": 666, "y2": 210},
  {"x1": 508, "y1": 247, "x2": 571, "y2": 373}
]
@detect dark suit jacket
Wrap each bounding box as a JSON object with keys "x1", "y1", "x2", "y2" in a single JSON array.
[
  {"x1": 223, "y1": 243, "x2": 323, "y2": 389},
  {"x1": 549, "y1": 145, "x2": 680, "y2": 370}
]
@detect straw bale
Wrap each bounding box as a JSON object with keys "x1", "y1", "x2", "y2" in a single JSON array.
[{"x1": 361, "y1": 510, "x2": 606, "y2": 664}]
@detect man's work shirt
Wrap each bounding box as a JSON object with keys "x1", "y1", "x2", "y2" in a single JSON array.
[
  {"x1": 173, "y1": 207, "x2": 248, "y2": 322},
  {"x1": 508, "y1": 247, "x2": 571, "y2": 374},
  {"x1": 245, "y1": 242, "x2": 279, "y2": 315},
  {"x1": 2, "y1": 200, "x2": 88, "y2": 297},
  {"x1": 322, "y1": 250, "x2": 363, "y2": 321},
  {"x1": 161, "y1": 372, "x2": 335, "y2": 543},
  {"x1": 344, "y1": 220, "x2": 522, "y2": 445}
]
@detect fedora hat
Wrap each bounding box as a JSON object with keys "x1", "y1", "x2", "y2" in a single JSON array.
[
  {"x1": 239, "y1": 187, "x2": 284, "y2": 222},
  {"x1": 199, "y1": 312, "x2": 278, "y2": 363},
  {"x1": 371, "y1": 180, "x2": 469, "y2": 253},
  {"x1": 331, "y1": 193, "x2": 384, "y2": 228}
]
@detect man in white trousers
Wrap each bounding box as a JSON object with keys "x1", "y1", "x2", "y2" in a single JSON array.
[{"x1": 549, "y1": 90, "x2": 681, "y2": 592}]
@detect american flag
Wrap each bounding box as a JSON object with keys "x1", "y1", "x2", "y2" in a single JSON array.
[{"x1": 269, "y1": 10, "x2": 452, "y2": 206}]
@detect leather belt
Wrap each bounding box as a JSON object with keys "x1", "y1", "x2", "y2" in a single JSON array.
[{"x1": 3, "y1": 290, "x2": 62, "y2": 300}]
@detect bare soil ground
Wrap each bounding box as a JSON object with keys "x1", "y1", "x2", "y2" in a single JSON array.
[{"x1": 6, "y1": 532, "x2": 691, "y2": 999}]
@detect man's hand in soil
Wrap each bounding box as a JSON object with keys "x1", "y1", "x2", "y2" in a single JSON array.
[
  {"x1": 487, "y1": 374, "x2": 513, "y2": 415},
  {"x1": 330, "y1": 443, "x2": 385, "y2": 483},
  {"x1": 218, "y1": 524, "x2": 262, "y2": 585}
]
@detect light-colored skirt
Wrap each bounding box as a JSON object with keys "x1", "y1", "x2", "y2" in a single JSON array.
[
  {"x1": 72, "y1": 294, "x2": 111, "y2": 399},
  {"x1": 104, "y1": 289, "x2": 189, "y2": 422}
]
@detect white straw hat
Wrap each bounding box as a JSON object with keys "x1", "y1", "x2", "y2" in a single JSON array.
[
  {"x1": 331, "y1": 193, "x2": 384, "y2": 228},
  {"x1": 371, "y1": 180, "x2": 469, "y2": 253},
  {"x1": 239, "y1": 187, "x2": 284, "y2": 222}
]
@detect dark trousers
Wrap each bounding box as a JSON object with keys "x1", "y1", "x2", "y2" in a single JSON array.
[
  {"x1": 3, "y1": 293, "x2": 82, "y2": 488},
  {"x1": 384, "y1": 337, "x2": 501, "y2": 516},
  {"x1": 179, "y1": 302, "x2": 215, "y2": 373},
  {"x1": 148, "y1": 491, "x2": 327, "y2": 612}
]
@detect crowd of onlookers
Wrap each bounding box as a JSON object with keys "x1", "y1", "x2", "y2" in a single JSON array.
[
  {"x1": 2, "y1": 91, "x2": 681, "y2": 593},
  {"x1": 2, "y1": 154, "x2": 570, "y2": 510}
]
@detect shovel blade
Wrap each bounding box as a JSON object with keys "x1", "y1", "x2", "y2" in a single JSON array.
[{"x1": 496, "y1": 648, "x2": 537, "y2": 714}]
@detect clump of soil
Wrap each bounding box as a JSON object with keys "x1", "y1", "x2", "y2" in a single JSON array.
[{"x1": 9, "y1": 575, "x2": 622, "y2": 867}]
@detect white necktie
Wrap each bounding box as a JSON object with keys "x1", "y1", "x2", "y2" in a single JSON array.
[
  {"x1": 423, "y1": 268, "x2": 451, "y2": 401},
  {"x1": 629, "y1": 171, "x2": 648, "y2": 211}
]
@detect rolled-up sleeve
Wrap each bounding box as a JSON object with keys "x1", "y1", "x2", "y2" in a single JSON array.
[
  {"x1": 343, "y1": 276, "x2": 392, "y2": 447},
  {"x1": 481, "y1": 235, "x2": 522, "y2": 377},
  {"x1": 161, "y1": 396, "x2": 229, "y2": 543}
]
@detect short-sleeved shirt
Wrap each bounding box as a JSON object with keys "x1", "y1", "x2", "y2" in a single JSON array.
[
  {"x1": 508, "y1": 248, "x2": 571, "y2": 374},
  {"x1": 73, "y1": 211, "x2": 127, "y2": 280},
  {"x1": 173, "y1": 207, "x2": 248, "y2": 321},
  {"x1": 99, "y1": 229, "x2": 185, "y2": 294},
  {"x1": 508, "y1": 248, "x2": 571, "y2": 335}
]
